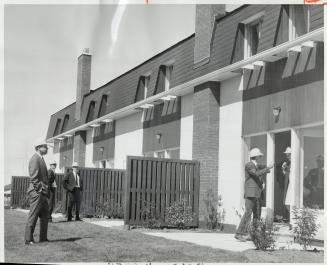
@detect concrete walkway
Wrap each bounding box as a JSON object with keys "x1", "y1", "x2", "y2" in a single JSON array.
[{"x1": 144, "y1": 232, "x2": 255, "y2": 251}]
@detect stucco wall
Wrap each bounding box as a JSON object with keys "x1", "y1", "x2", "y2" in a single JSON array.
[
  {"x1": 114, "y1": 112, "x2": 143, "y2": 169},
  {"x1": 218, "y1": 76, "x2": 244, "y2": 227},
  {"x1": 180, "y1": 93, "x2": 193, "y2": 160}
]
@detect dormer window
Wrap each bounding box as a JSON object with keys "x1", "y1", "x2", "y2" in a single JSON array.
[
  {"x1": 289, "y1": 5, "x2": 310, "y2": 41},
  {"x1": 53, "y1": 118, "x2": 62, "y2": 136},
  {"x1": 154, "y1": 64, "x2": 173, "y2": 95},
  {"x1": 98, "y1": 95, "x2": 108, "y2": 118},
  {"x1": 244, "y1": 17, "x2": 263, "y2": 58},
  {"x1": 135, "y1": 75, "x2": 150, "y2": 102},
  {"x1": 86, "y1": 101, "x2": 96, "y2": 123},
  {"x1": 61, "y1": 115, "x2": 69, "y2": 133}
]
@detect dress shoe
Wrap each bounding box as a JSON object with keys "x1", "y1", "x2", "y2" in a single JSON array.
[
  {"x1": 234, "y1": 234, "x2": 246, "y2": 242},
  {"x1": 25, "y1": 240, "x2": 34, "y2": 245}
]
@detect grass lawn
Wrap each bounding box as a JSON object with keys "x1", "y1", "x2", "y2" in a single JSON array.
[{"x1": 4, "y1": 209, "x2": 324, "y2": 263}]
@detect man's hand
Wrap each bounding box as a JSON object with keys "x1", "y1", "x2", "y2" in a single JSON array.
[{"x1": 268, "y1": 163, "x2": 274, "y2": 169}]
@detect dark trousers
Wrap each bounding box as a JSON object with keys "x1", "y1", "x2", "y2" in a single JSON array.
[
  {"x1": 235, "y1": 197, "x2": 262, "y2": 236},
  {"x1": 25, "y1": 190, "x2": 49, "y2": 242},
  {"x1": 48, "y1": 188, "x2": 56, "y2": 220},
  {"x1": 67, "y1": 188, "x2": 81, "y2": 220}
]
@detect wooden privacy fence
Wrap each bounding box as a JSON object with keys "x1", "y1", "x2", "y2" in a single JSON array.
[
  {"x1": 124, "y1": 156, "x2": 200, "y2": 227},
  {"x1": 76, "y1": 167, "x2": 125, "y2": 217},
  {"x1": 11, "y1": 168, "x2": 126, "y2": 218},
  {"x1": 11, "y1": 174, "x2": 64, "y2": 208}
]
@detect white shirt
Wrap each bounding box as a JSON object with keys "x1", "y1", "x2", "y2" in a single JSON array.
[
  {"x1": 73, "y1": 171, "x2": 80, "y2": 187},
  {"x1": 251, "y1": 159, "x2": 258, "y2": 168}
]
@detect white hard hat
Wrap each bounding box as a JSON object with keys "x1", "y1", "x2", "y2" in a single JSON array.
[
  {"x1": 50, "y1": 161, "x2": 57, "y2": 165},
  {"x1": 249, "y1": 148, "x2": 263, "y2": 158},
  {"x1": 34, "y1": 138, "x2": 47, "y2": 149},
  {"x1": 284, "y1": 147, "x2": 291, "y2": 154},
  {"x1": 72, "y1": 162, "x2": 79, "y2": 168}
]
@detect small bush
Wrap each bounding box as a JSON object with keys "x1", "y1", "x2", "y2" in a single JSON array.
[
  {"x1": 141, "y1": 201, "x2": 162, "y2": 229},
  {"x1": 203, "y1": 189, "x2": 226, "y2": 230},
  {"x1": 95, "y1": 201, "x2": 124, "y2": 219},
  {"x1": 292, "y1": 206, "x2": 319, "y2": 250},
  {"x1": 249, "y1": 219, "x2": 276, "y2": 251},
  {"x1": 165, "y1": 200, "x2": 194, "y2": 229}
]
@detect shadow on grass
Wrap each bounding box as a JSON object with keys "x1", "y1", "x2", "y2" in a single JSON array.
[{"x1": 50, "y1": 237, "x2": 92, "y2": 242}]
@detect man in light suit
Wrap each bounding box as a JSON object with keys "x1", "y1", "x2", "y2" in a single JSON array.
[
  {"x1": 63, "y1": 162, "x2": 83, "y2": 221},
  {"x1": 24, "y1": 139, "x2": 50, "y2": 245},
  {"x1": 235, "y1": 148, "x2": 274, "y2": 242},
  {"x1": 48, "y1": 161, "x2": 57, "y2": 222}
]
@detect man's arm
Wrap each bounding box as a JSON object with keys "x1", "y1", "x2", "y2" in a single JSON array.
[
  {"x1": 48, "y1": 169, "x2": 55, "y2": 185},
  {"x1": 245, "y1": 163, "x2": 270, "y2": 189},
  {"x1": 29, "y1": 157, "x2": 42, "y2": 193}
]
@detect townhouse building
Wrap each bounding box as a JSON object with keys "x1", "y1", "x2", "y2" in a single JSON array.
[{"x1": 46, "y1": 4, "x2": 324, "y2": 235}]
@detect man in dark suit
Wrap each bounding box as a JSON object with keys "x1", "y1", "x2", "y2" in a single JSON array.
[
  {"x1": 24, "y1": 139, "x2": 50, "y2": 245},
  {"x1": 235, "y1": 148, "x2": 273, "y2": 242},
  {"x1": 63, "y1": 162, "x2": 83, "y2": 221},
  {"x1": 48, "y1": 161, "x2": 57, "y2": 222}
]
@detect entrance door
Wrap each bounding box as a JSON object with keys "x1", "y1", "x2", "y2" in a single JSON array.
[{"x1": 274, "y1": 131, "x2": 291, "y2": 221}]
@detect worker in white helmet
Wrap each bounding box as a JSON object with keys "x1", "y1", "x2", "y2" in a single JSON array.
[
  {"x1": 235, "y1": 148, "x2": 274, "y2": 242},
  {"x1": 281, "y1": 146, "x2": 291, "y2": 221}
]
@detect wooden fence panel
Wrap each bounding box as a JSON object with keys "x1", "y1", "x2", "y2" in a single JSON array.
[
  {"x1": 10, "y1": 168, "x2": 125, "y2": 219},
  {"x1": 125, "y1": 156, "x2": 200, "y2": 227}
]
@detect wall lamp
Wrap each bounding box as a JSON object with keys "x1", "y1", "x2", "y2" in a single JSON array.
[
  {"x1": 272, "y1": 106, "x2": 281, "y2": 122},
  {"x1": 99, "y1": 147, "x2": 104, "y2": 152},
  {"x1": 155, "y1": 133, "x2": 162, "y2": 143}
]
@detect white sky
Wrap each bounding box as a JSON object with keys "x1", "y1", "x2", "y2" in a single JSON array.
[{"x1": 4, "y1": 4, "x2": 242, "y2": 185}]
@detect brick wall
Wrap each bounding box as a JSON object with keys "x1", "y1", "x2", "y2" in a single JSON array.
[
  {"x1": 194, "y1": 5, "x2": 225, "y2": 67},
  {"x1": 192, "y1": 81, "x2": 220, "y2": 225}
]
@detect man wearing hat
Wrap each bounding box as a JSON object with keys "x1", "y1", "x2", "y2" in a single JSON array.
[
  {"x1": 235, "y1": 148, "x2": 274, "y2": 242},
  {"x1": 304, "y1": 155, "x2": 324, "y2": 208},
  {"x1": 24, "y1": 139, "x2": 50, "y2": 245},
  {"x1": 63, "y1": 162, "x2": 83, "y2": 221},
  {"x1": 48, "y1": 161, "x2": 57, "y2": 222},
  {"x1": 281, "y1": 147, "x2": 291, "y2": 220}
]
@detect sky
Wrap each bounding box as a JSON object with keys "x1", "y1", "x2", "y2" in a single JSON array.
[{"x1": 4, "y1": 3, "x2": 240, "y2": 185}]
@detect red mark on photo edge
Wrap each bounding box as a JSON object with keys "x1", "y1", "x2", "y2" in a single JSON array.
[{"x1": 304, "y1": 0, "x2": 327, "y2": 4}]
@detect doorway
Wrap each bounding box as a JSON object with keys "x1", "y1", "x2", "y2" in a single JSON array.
[{"x1": 274, "y1": 131, "x2": 291, "y2": 221}]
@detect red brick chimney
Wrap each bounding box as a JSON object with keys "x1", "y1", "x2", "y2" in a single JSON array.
[
  {"x1": 75, "y1": 48, "x2": 92, "y2": 121},
  {"x1": 194, "y1": 5, "x2": 225, "y2": 67}
]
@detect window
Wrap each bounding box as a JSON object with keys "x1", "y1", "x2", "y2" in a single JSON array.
[
  {"x1": 166, "y1": 148, "x2": 180, "y2": 159},
  {"x1": 302, "y1": 125, "x2": 324, "y2": 210},
  {"x1": 135, "y1": 75, "x2": 150, "y2": 102},
  {"x1": 154, "y1": 65, "x2": 173, "y2": 95},
  {"x1": 146, "y1": 148, "x2": 180, "y2": 159},
  {"x1": 98, "y1": 95, "x2": 108, "y2": 118},
  {"x1": 53, "y1": 118, "x2": 62, "y2": 136},
  {"x1": 86, "y1": 101, "x2": 96, "y2": 123},
  {"x1": 245, "y1": 17, "x2": 263, "y2": 58},
  {"x1": 289, "y1": 5, "x2": 310, "y2": 41},
  {"x1": 155, "y1": 150, "x2": 165, "y2": 159},
  {"x1": 61, "y1": 115, "x2": 69, "y2": 133}
]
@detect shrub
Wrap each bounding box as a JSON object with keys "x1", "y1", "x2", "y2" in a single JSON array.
[
  {"x1": 165, "y1": 200, "x2": 194, "y2": 229},
  {"x1": 95, "y1": 201, "x2": 124, "y2": 219},
  {"x1": 141, "y1": 201, "x2": 162, "y2": 229},
  {"x1": 249, "y1": 218, "x2": 276, "y2": 251},
  {"x1": 291, "y1": 206, "x2": 319, "y2": 250},
  {"x1": 203, "y1": 189, "x2": 226, "y2": 230}
]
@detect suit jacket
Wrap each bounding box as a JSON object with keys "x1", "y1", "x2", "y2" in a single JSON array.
[
  {"x1": 27, "y1": 153, "x2": 49, "y2": 196},
  {"x1": 244, "y1": 161, "x2": 270, "y2": 198},
  {"x1": 63, "y1": 171, "x2": 83, "y2": 192},
  {"x1": 48, "y1": 168, "x2": 56, "y2": 191}
]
